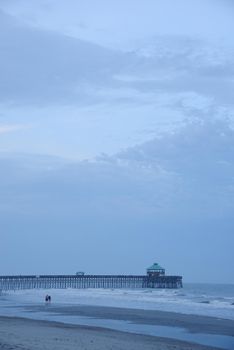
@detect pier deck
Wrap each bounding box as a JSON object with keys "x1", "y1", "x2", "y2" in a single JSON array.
[{"x1": 0, "y1": 274, "x2": 182, "y2": 291}]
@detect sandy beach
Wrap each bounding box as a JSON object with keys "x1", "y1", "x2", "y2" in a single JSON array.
[
  {"x1": 0, "y1": 315, "x2": 223, "y2": 350},
  {"x1": 27, "y1": 304, "x2": 234, "y2": 336},
  {"x1": 1, "y1": 303, "x2": 234, "y2": 350},
  {"x1": 1, "y1": 292, "x2": 234, "y2": 350}
]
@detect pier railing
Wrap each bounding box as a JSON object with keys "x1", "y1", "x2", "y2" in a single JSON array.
[{"x1": 0, "y1": 274, "x2": 182, "y2": 291}]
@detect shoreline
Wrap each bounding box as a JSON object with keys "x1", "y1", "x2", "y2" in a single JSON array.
[
  {"x1": 0, "y1": 315, "x2": 223, "y2": 350},
  {"x1": 20, "y1": 303, "x2": 234, "y2": 336},
  {"x1": 0, "y1": 304, "x2": 234, "y2": 349}
]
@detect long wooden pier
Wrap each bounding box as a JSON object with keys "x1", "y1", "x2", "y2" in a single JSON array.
[
  {"x1": 0, "y1": 274, "x2": 182, "y2": 291},
  {"x1": 0, "y1": 263, "x2": 182, "y2": 291}
]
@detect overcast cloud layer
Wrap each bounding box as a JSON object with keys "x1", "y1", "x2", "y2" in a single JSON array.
[{"x1": 0, "y1": 0, "x2": 234, "y2": 282}]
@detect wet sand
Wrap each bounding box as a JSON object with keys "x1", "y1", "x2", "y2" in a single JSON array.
[
  {"x1": 26, "y1": 304, "x2": 234, "y2": 336},
  {"x1": 0, "y1": 316, "x2": 222, "y2": 350}
]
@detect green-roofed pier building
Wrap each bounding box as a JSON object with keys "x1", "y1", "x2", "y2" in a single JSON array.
[
  {"x1": 146, "y1": 262, "x2": 182, "y2": 288},
  {"x1": 147, "y1": 263, "x2": 165, "y2": 277},
  {"x1": 0, "y1": 263, "x2": 182, "y2": 291}
]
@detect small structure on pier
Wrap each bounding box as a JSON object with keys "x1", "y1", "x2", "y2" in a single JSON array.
[
  {"x1": 76, "y1": 271, "x2": 85, "y2": 276},
  {"x1": 0, "y1": 262, "x2": 182, "y2": 291}
]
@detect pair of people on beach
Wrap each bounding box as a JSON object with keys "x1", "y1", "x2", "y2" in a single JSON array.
[{"x1": 45, "y1": 294, "x2": 51, "y2": 303}]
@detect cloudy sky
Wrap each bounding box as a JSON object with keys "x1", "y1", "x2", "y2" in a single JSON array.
[{"x1": 0, "y1": 0, "x2": 234, "y2": 283}]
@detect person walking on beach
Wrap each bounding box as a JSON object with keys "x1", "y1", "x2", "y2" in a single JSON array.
[
  {"x1": 45, "y1": 294, "x2": 51, "y2": 304},
  {"x1": 45, "y1": 294, "x2": 52, "y2": 304}
]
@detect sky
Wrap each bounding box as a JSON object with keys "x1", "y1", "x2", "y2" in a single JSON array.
[{"x1": 0, "y1": 0, "x2": 234, "y2": 283}]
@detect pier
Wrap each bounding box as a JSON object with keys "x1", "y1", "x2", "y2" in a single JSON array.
[{"x1": 0, "y1": 263, "x2": 182, "y2": 291}]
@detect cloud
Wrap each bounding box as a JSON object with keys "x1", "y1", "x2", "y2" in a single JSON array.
[
  {"x1": 2, "y1": 0, "x2": 234, "y2": 49},
  {"x1": 1, "y1": 7, "x2": 234, "y2": 110},
  {"x1": 1, "y1": 119, "x2": 233, "y2": 220},
  {"x1": 0, "y1": 119, "x2": 233, "y2": 280},
  {"x1": 114, "y1": 119, "x2": 234, "y2": 217},
  {"x1": 0, "y1": 10, "x2": 123, "y2": 106},
  {"x1": 0, "y1": 123, "x2": 28, "y2": 134},
  {"x1": 0, "y1": 0, "x2": 233, "y2": 280}
]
